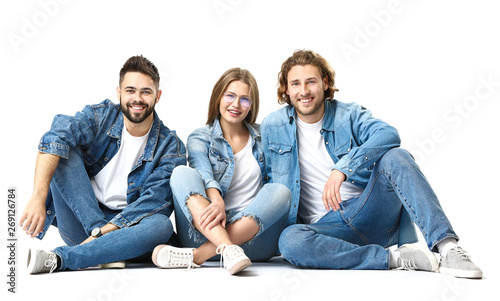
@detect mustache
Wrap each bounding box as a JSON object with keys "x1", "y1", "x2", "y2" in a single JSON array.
[
  {"x1": 127, "y1": 101, "x2": 149, "y2": 107},
  {"x1": 119, "y1": 97, "x2": 149, "y2": 109}
]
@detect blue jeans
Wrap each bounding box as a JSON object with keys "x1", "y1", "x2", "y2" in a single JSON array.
[
  {"x1": 48, "y1": 148, "x2": 173, "y2": 271},
  {"x1": 170, "y1": 166, "x2": 291, "y2": 261},
  {"x1": 278, "y1": 148, "x2": 459, "y2": 270}
]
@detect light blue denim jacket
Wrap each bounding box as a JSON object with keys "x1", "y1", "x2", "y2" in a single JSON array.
[
  {"x1": 261, "y1": 99, "x2": 402, "y2": 226},
  {"x1": 186, "y1": 117, "x2": 265, "y2": 198},
  {"x1": 37, "y1": 99, "x2": 186, "y2": 238}
]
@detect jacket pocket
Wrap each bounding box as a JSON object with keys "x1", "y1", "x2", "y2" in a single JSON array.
[
  {"x1": 268, "y1": 143, "x2": 292, "y2": 176},
  {"x1": 335, "y1": 138, "x2": 352, "y2": 159},
  {"x1": 209, "y1": 148, "x2": 229, "y2": 180}
]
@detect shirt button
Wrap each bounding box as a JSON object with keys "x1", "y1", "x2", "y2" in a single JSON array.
[
  {"x1": 279, "y1": 150, "x2": 282, "y2": 153},
  {"x1": 352, "y1": 181, "x2": 355, "y2": 184},
  {"x1": 325, "y1": 142, "x2": 329, "y2": 145},
  {"x1": 349, "y1": 169, "x2": 352, "y2": 172},
  {"x1": 365, "y1": 156, "x2": 368, "y2": 159},
  {"x1": 347, "y1": 148, "x2": 351, "y2": 151},
  {"x1": 46, "y1": 210, "x2": 51, "y2": 215},
  {"x1": 104, "y1": 157, "x2": 109, "y2": 161},
  {"x1": 259, "y1": 157, "x2": 263, "y2": 161}
]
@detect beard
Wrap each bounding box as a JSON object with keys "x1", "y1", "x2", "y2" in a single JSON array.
[
  {"x1": 120, "y1": 96, "x2": 155, "y2": 124},
  {"x1": 292, "y1": 97, "x2": 324, "y2": 118}
]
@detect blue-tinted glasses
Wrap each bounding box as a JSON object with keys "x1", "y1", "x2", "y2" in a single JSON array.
[{"x1": 223, "y1": 92, "x2": 252, "y2": 108}]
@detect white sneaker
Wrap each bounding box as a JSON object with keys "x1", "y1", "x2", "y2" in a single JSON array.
[
  {"x1": 152, "y1": 245, "x2": 200, "y2": 269},
  {"x1": 216, "y1": 244, "x2": 252, "y2": 275},
  {"x1": 27, "y1": 249, "x2": 59, "y2": 274},
  {"x1": 439, "y1": 246, "x2": 483, "y2": 279},
  {"x1": 396, "y1": 244, "x2": 439, "y2": 272}
]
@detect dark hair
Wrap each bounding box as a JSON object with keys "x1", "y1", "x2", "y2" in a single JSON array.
[
  {"x1": 206, "y1": 67, "x2": 260, "y2": 124},
  {"x1": 277, "y1": 50, "x2": 338, "y2": 105},
  {"x1": 119, "y1": 55, "x2": 160, "y2": 89}
]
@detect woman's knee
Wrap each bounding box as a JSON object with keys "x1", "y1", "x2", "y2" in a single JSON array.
[
  {"x1": 171, "y1": 166, "x2": 207, "y2": 208},
  {"x1": 263, "y1": 183, "x2": 292, "y2": 207},
  {"x1": 171, "y1": 166, "x2": 199, "y2": 186}
]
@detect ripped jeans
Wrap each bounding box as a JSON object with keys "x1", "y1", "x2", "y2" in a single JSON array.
[{"x1": 170, "y1": 166, "x2": 291, "y2": 261}]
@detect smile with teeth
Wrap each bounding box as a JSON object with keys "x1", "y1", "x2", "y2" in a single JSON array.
[
  {"x1": 129, "y1": 104, "x2": 146, "y2": 112},
  {"x1": 299, "y1": 97, "x2": 313, "y2": 103},
  {"x1": 228, "y1": 109, "x2": 241, "y2": 115}
]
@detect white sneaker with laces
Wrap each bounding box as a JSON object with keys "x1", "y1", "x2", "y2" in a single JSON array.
[
  {"x1": 216, "y1": 244, "x2": 252, "y2": 275},
  {"x1": 152, "y1": 245, "x2": 200, "y2": 269},
  {"x1": 27, "y1": 249, "x2": 59, "y2": 274},
  {"x1": 439, "y1": 246, "x2": 483, "y2": 279},
  {"x1": 396, "y1": 244, "x2": 439, "y2": 272}
]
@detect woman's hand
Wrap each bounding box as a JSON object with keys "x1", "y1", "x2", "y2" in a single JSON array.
[{"x1": 200, "y1": 188, "x2": 227, "y2": 230}]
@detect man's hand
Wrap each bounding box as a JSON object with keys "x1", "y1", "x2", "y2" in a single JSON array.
[
  {"x1": 20, "y1": 152, "x2": 60, "y2": 238},
  {"x1": 19, "y1": 195, "x2": 47, "y2": 238},
  {"x1": 322, "y1": 169, "x2": 346, "y2": 211},
  {"x1": 200, "y1": 188, "x2": 226, "y2": 230}
]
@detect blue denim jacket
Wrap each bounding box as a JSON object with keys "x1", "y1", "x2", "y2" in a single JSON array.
[
  {"x1": 37, "y1": 99, "x2": 186, "y2": 238},
  {"x1": 186, "y1": 117, "x2": 265, "y2": 198},
  {"x1": 261, "y1": 99, "x2": 402, "y2": 226}
]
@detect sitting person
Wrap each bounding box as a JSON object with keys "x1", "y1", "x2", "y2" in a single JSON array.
[
  {"x1": 20, "y1": 55, "x2": 186, "y2": 274},
  {"x1": 152, "y1": 67, "x2": 291, "y2": 275},
  {"x1": 261, "y1": 49, "x2": 482, "y2": 278}
]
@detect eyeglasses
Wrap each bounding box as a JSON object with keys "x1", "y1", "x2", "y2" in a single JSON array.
[{"x1": 223, "y1": 92, "x2": 252, "y2": 108}]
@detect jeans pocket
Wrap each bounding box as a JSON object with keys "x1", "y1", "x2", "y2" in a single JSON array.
[{"x1": 386, "y1": 218, "x2": 400, "y2": 247}]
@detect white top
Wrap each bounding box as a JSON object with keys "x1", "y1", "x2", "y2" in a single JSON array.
[
  {"x1": 90, "y1": 124, "x2": 150, "y2": 210},
  {"x1": 297, "y1": 116, "x2": 364, "y2": 224},
  {"x1": 224, "y1": 135, "x2": 262, "y2": 211}
]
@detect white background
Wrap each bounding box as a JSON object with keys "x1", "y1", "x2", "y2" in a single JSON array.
[{"x1": 1, "y1": 0, "x2": 499, "y2": 300}]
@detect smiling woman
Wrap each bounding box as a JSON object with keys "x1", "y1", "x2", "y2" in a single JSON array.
[{"x1": 152, "y1": 67, "x2": 291, "y2": 275}]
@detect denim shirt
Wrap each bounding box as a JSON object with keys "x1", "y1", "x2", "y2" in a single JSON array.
[
  {"x1": 186, "y1": 117, "x2": 265, "y2": 198},
  {"x1": 261, "y1": 99, "x2": 401, "y2": 226},
  {"x1": 37, "y1": 99, "x2": 186, "y2": 239}
]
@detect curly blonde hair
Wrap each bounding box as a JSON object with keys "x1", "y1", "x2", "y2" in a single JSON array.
[{"x1": 277, "y1": 50, "x2": 338, "y2": 105}]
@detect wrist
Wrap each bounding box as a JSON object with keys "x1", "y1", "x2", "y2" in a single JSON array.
[
  {"x1": 206, "y1": 188, "x2": 222, "y2": 200},
  {"x1": 101, "y1": 223, "x2": 119, "y2": 235}
]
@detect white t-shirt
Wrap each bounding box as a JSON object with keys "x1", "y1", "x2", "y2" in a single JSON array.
[
  {"x1": 90, "y1": 124, "x2": 150, "y2": 210},
  {"x1": 224, "y1": 136, "x2": 262, "y2": 211},
  {"x1": 297, "y1": 116, "x2": 364, "y2": 224}
]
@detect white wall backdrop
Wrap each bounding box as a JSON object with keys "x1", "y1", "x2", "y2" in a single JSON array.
[{"x1": 1, "y1": 0, "x2": 499, "y2": 300}]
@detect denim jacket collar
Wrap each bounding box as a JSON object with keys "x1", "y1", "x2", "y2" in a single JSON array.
[
  {"x1": 211, "y1": 117, "x2": 261, "y2": 140},
  {"x1": 321, "y1": 99, "x2": 337, "y2": 132},
  {"x1": 107, "y1": 111, "x2": 161, "y2": 162}
]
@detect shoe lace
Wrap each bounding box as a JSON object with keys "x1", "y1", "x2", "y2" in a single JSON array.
[
  {"x1": 450, "y1": 246, "x2": 471, "y2": 260},
  {"x1": 42, "y1": 252, "x2": 58, "y2": 273},
  {"x1": 216, "y1": 244, "x2": 246, "y2": 269},
  {"x1": 169, "y1": 250, "x2": 198, "y2": 270},
  {"x1": 216, "y1": 244, "x2": 228, "y2": 269},
  {"x1": 398, "y1": 258, "x2": 418, "y2": 271}
]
